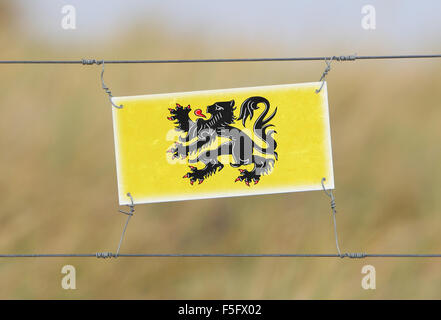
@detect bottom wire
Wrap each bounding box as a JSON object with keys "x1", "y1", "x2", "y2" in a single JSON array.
[{"x1": 1, "y1": 253, "x2": 441, "y2": 259}]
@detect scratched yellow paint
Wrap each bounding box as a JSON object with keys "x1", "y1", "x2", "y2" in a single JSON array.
[{"x1": 112, "y1": 82, "x2": 334, "y2": 205}]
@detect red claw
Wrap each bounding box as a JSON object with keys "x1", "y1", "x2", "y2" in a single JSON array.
[
  {"x1": 198, "y1": 179, "x2": 204, "y2": 184},
  {"x1": 186, "y1": 105, "x2": 191, "y2": 110},
  {"x1": 254, "y1": 179, "x2": 259, "y2": 185},
  {"x1": 239, "y1": 169, "x2": 245, "y2": 173},
  {"x1": 235, "y1": 178, "x2": 241, "y2": 182},
  {"x1": 183, "y1": 174, "x2": 189, "y2": 178},
  {"x1": 167, "y1": 116, "x2": 174, "y2": 120},
  {"x1": 168, "y1": 108, "x2": 174, "y2": 111},
  {"x1": 245, "y1": 181, "x2": 250, "y2": 186},
  {"x1": 176, "y1": 103, "x2": 183, "y2": 109},
  {"x1": 190, "y1": 180, "x2": 194, "y2": 185}
]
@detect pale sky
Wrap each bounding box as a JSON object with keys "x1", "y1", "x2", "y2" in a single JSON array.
[{"x1": 10, "y1": 0, "x2": 441, "y2": 55}]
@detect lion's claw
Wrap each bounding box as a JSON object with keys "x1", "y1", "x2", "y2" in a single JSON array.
[
  {"x1": 183, "y1": 168, "x2": 206, "y2": 185},
  {"x1": 168, "y1": 103, "x2": 192, "y2": 132},
  {"x1": 183, "y1": 163, "x2": 223, "y2": 186},
  {"x1": 167, "y1": 142, "x2": 188, "y2": 159},
  {"x1": 169, "y1": 103, "x2": 190, "y2": 115},
  {"x1": 235, "y1": 169, "x2": 260, "y2": 186}
]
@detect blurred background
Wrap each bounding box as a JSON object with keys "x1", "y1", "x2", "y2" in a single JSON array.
[{"x1": 0, "y1": 0, "x2": 441, "y2": 299}]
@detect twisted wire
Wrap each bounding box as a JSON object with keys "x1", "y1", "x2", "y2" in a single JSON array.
[{"x1": 1, "y1": 54, "x2": 440, "y2": 64}]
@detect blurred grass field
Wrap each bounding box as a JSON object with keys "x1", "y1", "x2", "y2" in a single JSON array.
[{"x1": 1, "y1": 3, "x2": 441, "y2": 299}]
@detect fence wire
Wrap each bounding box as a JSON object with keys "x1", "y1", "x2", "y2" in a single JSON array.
[
  {"x1": 0, "y1": 54, "x2": 441, "y2": 64},
  {"x1": 1, "y1": 253, "x2": 441, "y2": 259}
]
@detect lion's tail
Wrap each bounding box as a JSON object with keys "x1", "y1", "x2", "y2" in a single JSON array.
[{"x1": 238, "y1": 96, "x2": 278, "y2": 160}]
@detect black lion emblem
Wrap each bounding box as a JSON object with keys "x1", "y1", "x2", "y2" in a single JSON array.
[{"x1": 167, "y1": 96, "x2": 278, "y2": 186}]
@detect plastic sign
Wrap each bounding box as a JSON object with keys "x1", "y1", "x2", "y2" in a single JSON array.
[{"x1": 112, "y1": 82, "x2": 334, "y2": 205}]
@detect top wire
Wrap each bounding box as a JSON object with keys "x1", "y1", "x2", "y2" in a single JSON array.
[{"x1": 0, "y1": 54, "x2": 441, "y2": 64}]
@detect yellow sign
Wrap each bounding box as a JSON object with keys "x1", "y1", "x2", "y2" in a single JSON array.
[{"x1": 112, "y1": 82, "x2": 334, "y2": 205}]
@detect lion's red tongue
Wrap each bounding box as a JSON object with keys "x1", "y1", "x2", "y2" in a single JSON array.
[{"x1": 194, "y1": 109, "x2": 206, "y2": 118}]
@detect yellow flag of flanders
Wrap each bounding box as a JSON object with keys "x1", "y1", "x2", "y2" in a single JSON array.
[{"x1": 112, "y1": 82, "x2": 334, "y2": 205}]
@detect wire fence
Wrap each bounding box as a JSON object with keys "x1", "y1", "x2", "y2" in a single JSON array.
[
  {"x1": 1, "y1": 253, "x2": 441, "y2": 259},
  {"x1": 1, "y1": 53, "x2": 441, "y2": 260},
  {"x1": 0, "y1": 54, "x2": 441, "y2": 64}
]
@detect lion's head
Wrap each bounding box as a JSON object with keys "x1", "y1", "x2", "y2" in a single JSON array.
[{"x1": 205, "y1": 100, "x2": 236, "y2": 127}]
